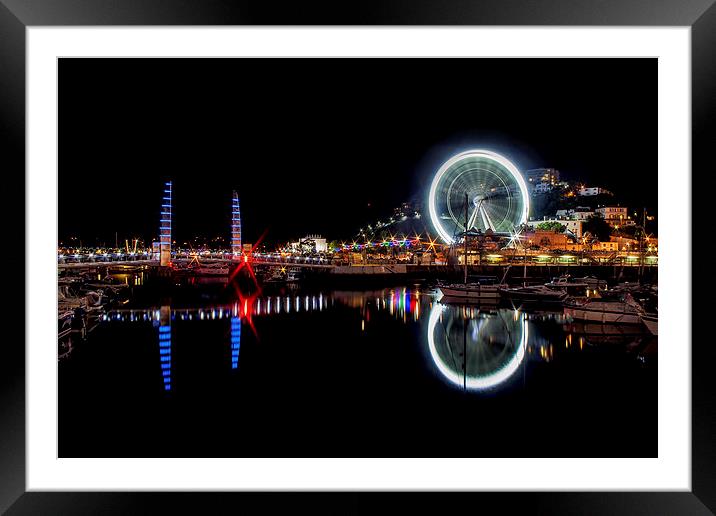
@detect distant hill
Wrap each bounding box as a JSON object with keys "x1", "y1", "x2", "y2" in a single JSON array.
[{"x1": 354, "y1": 213, "x2": 438, "y2": 243}]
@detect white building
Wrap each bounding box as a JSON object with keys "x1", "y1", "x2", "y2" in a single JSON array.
[
  {"x1": 595, "y1": 206, "x2": 633, "y2": 227},
  {"x1": 573, "y1": 207, "x2": 595, "y2": 220},
  {"x1": 555, "y1": 209, "x2": 571, "y2": 218},
  {"x1": 579, "y1": 187, "x2": 613, "y2": 196},
  {"x1": 525, "y1": 168, "x2": 560, "y2": 185},
  {"x1": 525, "y1": 168, "x2": 560, "y2": 195},
  {"x1": 555, "y1": 207, "x2": 594, "y2": 221},
  {"x1": 291, "y1": 234, "x2": 328, "y2": 253},
  {"x1": 596, "y1": 241, "x2": 619, "y2": 252},
  {"x1": 533, "y1": 183, "x2": 553, "y2": 194}
]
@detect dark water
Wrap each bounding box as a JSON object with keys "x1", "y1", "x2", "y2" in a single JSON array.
[{"x1": 59, "y1": 276, "x2": 657, "y2": 457}]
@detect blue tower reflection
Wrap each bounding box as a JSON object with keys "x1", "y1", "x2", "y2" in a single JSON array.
[
  {"x1": 158, "y1": 305, "x2": 172, "y2": 391},
  {"x1": 230, "y1": 316, "x2": 241, "y2": 369}
]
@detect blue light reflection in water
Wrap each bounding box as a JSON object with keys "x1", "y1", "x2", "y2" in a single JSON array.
[
  {"x1": 230, "y1": 316, "x2": 241, "y2": 370},
  {"x1": 157, "y1": 305, "x2": 171, "y2": 391}
]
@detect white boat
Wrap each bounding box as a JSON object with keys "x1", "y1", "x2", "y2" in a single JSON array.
[
  {"x1": 499, "y1": 284, "x2": 567, "y2": 303},
  {"x1": 545, "y1": 275, "x2": 589, "y2": 289},
  {"x1": 438, "y1": 282, "x2": 503, "y2": 301},
  {"x1": 573, "y1": 276, "x2": 608, "y2": 289},
  {"x1": 641, "y1": 313, "x2": 658, "y2": 335},
  {"x1": 563, "y1": 294, "x2": 644, "y2": 324}
]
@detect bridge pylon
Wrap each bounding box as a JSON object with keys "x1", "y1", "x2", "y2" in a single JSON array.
[
  {"x1": 159, "y1": 181, "x2": 172, "y2": 267},
  {"x1": 231, "y1": 190, "x2": 242, "y2": 259}
]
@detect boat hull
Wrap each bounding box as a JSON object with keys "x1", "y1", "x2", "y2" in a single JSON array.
[
  {"x1": 440, "y1": 295, "x2": 499, "y2": 305},
  {"x1": 564, "y1": 321, "x2": 646, "y2": 336},
  {"x1": 564, "y1": 304, "x2": 642, "y2": 324},
  {"x1": 574, "y1": 277, "x2": 608, "y2": 289},
  {"x1": 438, "y1": 285, "x2": 501, "y2": 300},
  {"x1": 499, "y1": 289, "x2": 566, "y2": 303}
]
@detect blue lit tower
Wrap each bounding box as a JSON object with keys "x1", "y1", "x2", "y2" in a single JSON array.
[
  {"x1": 231, "y1": 190, "x2": 242, "y2": 259},
  {"x1": 158, "y1": 305, "x2": 172, "y2": 391},
  {"x1": 159, "y1": 181, "x2": 172, "y2": 266}
]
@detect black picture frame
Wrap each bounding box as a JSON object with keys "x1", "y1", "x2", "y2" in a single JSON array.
[{"x1": 2, "y1": 1, "x2": 713, "y2": 514}]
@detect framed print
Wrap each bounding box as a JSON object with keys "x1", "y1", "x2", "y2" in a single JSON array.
[{"x1": 2, "y1": 0, "x2": 714, "y2": 514}]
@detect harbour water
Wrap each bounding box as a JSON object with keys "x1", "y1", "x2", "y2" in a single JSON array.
[{"x1": 59, "y1": 273, "x2": 657, "y2": 457}]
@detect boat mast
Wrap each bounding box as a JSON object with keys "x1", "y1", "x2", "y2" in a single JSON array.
[
  {"x1": 499, "y1": 262, "x2": 511, "y2": 285},
  {"x1": 638, "y1": 207, "x2": 646, "y2": 283},
  {"x1": 464, "y1": 192, "x2": 469, "y2": 284},
  {"x1": 463, "y1": 313, "x2": 467, "y2": 392}
]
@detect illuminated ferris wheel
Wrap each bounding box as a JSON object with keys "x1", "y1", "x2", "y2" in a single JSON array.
[{"x1": 428, "y1": 150, "x2": 530, "y2": 244}]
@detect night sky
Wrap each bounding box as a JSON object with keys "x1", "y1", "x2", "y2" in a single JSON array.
[{"x1": 59, "y1": 58, "x2": 656, "y2": 247}]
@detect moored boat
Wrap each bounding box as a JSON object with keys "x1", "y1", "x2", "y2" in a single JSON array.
[
  {"x1": 499, "y1": 284, "x2": 567, "y2": 303},
  {"x1": 572, "y1": 276, "x2": 608, "y2": 290},
  {"x1": 438, "y1": 282, "x2": 503, "y2": 301},
  {"x1": 545, "y1": 275, "x2": 589, "y2": 290},
  {"x1": 563, "y1": 293, "x2": 644, "y2": 324},
  {"x1": 564, "y1": 321, "x2": 647, "y2": 336}
]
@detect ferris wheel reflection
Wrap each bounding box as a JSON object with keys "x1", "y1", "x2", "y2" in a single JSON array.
[{"x1": 426, "y1": 302, "x2": 528, "y2": 391}]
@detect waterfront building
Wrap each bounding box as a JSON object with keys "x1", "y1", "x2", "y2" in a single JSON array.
[
  {"x1": 291, "y1": 234, "x2": 328, "y2": 253},
  {"x1": 596, "y1": 241, "x2": 619, "y2": 252},
  {"x1": 609, "y1": 236, "x2": 640, "y2": 251},
  {"x1": 523, "y1": 229, "x2": 571, "y2": 250},
  {"x1": 609, "y1": 235, "x2": 656, "y2": 252}
]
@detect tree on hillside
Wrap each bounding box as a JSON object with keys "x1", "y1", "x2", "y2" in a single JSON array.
[
  {"x1": 535, "y1": 221, "x2": 566, "y2": 233},
  {"x1": 582, "y1": 215, "x2": 612, "y2": 242}
]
